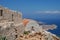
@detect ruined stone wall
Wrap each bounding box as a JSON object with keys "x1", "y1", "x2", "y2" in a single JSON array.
[
  {"x1": 0, "y1": 6, "x2": 24, "y2": 40},
  {"x1": 0, "y1": 6, "x2": 22, "y2": 24}
]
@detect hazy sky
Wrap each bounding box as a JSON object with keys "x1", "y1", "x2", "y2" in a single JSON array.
[{"x1": 0, "y1": 0, "x2": 60, "y2": 20}]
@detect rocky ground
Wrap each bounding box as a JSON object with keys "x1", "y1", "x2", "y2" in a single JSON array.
[
  {"x1": 0, "y1": 22, "x2": 60, "y2": 40},
  {"x1": 16, "y1": 32, "x2": 60, "y2": 40}
]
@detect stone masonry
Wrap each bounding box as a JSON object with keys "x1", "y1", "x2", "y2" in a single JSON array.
[
  {"x1": 0, "y1": 6, "x2": 22, "y2": 24},
  {"x1": 0, "y1": 6, "x2": 24, "y2": 40}
]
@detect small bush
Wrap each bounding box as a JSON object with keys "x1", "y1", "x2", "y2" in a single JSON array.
[
  {"x1": 24, "y1": 31, "x2": 30, "y2": 35},
  {"x1": 0, "y1": 35, "x2": 7, "y2": 40}
]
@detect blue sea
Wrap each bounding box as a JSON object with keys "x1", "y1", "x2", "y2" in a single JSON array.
[{"x1": 36, "y1": 19, "x2": 60, "y2": 37}]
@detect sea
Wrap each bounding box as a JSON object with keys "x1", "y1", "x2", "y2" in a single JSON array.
[{"x1": 36, "y1": 19, "x2": 60, "y2": 37}]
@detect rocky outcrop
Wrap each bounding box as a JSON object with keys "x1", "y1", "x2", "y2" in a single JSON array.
[
  {"x1": 0, "y1": 6, "x2": 60, "y2": 40},
  {"x1": 17, "y1": 31, "x2": 60, "y2": 40}
]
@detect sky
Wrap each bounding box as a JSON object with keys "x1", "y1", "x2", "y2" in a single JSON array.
[
  {"x1": 0, "y1": 0, "x2": 60, "y2": 20},
  {"x1": 0, "y1": 0, "x2": 60, "y2": 36}
]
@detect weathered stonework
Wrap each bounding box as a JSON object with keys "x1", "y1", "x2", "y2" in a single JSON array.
[
  {"x1": 0, "y1": 6, "x2": 24, "y2": 40},
  {"x1": 0, "y1": 6, "x2": 22, "y2": 24}
]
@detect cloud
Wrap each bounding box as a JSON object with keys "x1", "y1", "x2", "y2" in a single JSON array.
[{"x1": 36, "y1": 11, "x2": 60, "y2": 14}]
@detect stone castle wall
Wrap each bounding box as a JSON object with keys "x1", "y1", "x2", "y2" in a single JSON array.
[
  {"x1": 0, "y1": 6, "x2": 24, "y2": 40},
  {"x1": 0, "y1": 6, "x2": 22, "y2": 24}
]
